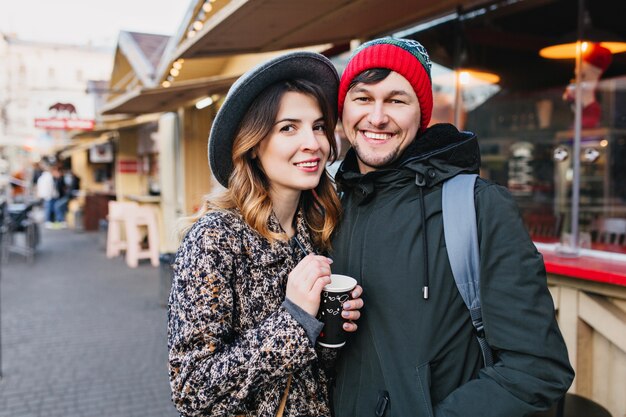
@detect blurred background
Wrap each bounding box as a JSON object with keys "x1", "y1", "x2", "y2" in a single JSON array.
[{"x1": 0, "y1": 0, "x2": 625, "y2": 416}]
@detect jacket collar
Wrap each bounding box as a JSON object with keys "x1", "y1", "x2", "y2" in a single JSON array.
[{"x1": 248, "y1": 207, "x2": 315, "y2": 266}]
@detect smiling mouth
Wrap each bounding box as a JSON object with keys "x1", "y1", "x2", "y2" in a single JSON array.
[
  {"x1": 362, "y1": 131, "x2": 393, "y2": 140},
  {"x1": 294, "y1": 160, "x2": 320, "y2": 168}
]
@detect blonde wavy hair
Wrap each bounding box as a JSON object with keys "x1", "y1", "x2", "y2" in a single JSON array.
[{"x1": 184, "y1": 78, "x2": 341, "y2": 252}]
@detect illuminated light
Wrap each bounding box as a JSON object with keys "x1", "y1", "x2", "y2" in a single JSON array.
[
  {"x1": 440, "y1": 69, "x2": 500, "y2": 87},
  {"x1": 553, "y1": 146, "x2": 569, "y2": 162},
  {"x1": 461, "y1": 70, "x2": 500, "y2": 85},
  {"x1": 177, "y1": 59, "x2": 185, "y2": 64},
  {"x1": 193, "y1": 20, "x2": 204, "y2": 31},
  {"x1": 582, "y1": 42, "x2": 589, "y2": 52},
  {"x1": 459, "y1": 71, "x2": 470, "y2": 85},
  {"x1": 582, "y1": 148, "x2": 600, "y2": 163},
  {"x1": 170, "y1": 68, "x2": 180, "y2": 77},
  {"x1": 162, "y1": 81, "x2": 171, "y2": 88},
  {"x1": 173, "y1": 61, "x2": 183, "y2": 70},
  {"x1": 195, "y1": 96, "x2": 214, "y2": 109},
  {"x1": 187, "y1": 29, "x2": 196, "y2": 38},
  {"x1": 540, "y1": 41, "x2": 626, "y2": 59},
  {"x1": 600, "y1": 139, "x2": 608, "y2": 147},
  {"x1": 202, "y1": 2, "x2": 213, "y2": 13}
]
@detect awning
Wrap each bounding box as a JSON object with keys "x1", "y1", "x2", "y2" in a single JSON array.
[
  {"x1": 174, "y1": 0, "x2": 488, "y2": 59},
  {"x1": 59, "y1": 132, "x2": 118, "y2": 158},
  {"x1": 101, "y1": 75, "x2": 239, "y2": 115}
]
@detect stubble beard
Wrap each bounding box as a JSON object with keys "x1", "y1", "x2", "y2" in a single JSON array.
[{"x1": 351, "y1": 141, "x2": 403, "y2": 172}]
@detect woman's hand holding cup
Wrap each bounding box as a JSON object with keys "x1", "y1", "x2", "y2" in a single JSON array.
[
  {"x1": 286, "y1": 254, "x2": 333, "y2": 316},
  {"x1": 316, "y1": 274, "x2": 362, "y2": 348}
]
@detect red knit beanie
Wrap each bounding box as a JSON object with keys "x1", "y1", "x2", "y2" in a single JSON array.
[{"x1": 338, "y1": 37, "x2": 433, "y2": 132}]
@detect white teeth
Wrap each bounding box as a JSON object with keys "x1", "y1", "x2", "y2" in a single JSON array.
[
  {"x1": 363, "y1": 131, "x2": 391, "y2": 140},
  {"x1": 295, "y1": 161, "x2": 318, "y2": 167}
]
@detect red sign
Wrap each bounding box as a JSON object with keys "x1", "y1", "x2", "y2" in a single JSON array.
[
  {"x1": 34, "y1": 118, "x2": 95, "y2": 131},
  {"x1": 118, "y1": 159, "x2": 139, "y2": 174}
]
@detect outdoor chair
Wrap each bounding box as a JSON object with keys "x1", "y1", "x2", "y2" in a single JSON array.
[
  {"x1": 524, "y1": 211, "x2": 564, "y2": 241},
  {"x1": 106, "y1": 201, "x2": 159, "y2": 268},
  {"x1": 106, "y1": 201, "x2": 137, "y2": 259},
  {"x1": 0, "y1": 200, "x2": 42, "y2": 263},
  {"x1": 123, "y1": 204, "x2": 159, "y2": 268},
  {"x1": 593, "y1": 217, "x2": 626, "y2": 246}
]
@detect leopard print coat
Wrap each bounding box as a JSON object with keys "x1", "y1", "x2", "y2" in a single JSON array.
[{"x1": 168, "y1": 208, "x2": 334, "y2": 417}]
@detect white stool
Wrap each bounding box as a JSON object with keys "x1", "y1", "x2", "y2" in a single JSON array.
[
  {"x1": 106, "y1": 201, "x2": 137, "y2": 259},
  {"x1": 123, "y1": 204, "x2": 160, "y2": 268}
]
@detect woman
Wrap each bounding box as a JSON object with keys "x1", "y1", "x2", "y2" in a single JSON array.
[{"x1": 168, "y1": 52, "x2": 363, "y2": 417}]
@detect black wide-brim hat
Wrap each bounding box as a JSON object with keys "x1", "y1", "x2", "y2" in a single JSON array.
[{"x1": 208, "y1": 51, "x2": 339, "y2": 188}]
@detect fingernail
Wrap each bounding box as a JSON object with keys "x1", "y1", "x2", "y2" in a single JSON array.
[
  {"x1": 343, "y1": 302, "x2": 351, "y2": 309},
  {"x1": 327, "y1": 258, "x2": 333, "y2": 264},
  {"x1": 343, "y1": 323, "x2": 350, "y2": 330},
  {"x1": 342, "y1": 311, "x2": 349, "y2": 318}
]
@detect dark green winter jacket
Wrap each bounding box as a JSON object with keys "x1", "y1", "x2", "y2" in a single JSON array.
[{"x1": 331, "y1": 124, "x2": 574, "y2": 417}]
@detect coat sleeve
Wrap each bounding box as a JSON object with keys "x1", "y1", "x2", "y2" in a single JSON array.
[
  {"x1": 167, "y1": 216, "x2": 318, "y2": 416},
  {"x1": 434, "y1": 183, "x2": 574, "y2": 417}
]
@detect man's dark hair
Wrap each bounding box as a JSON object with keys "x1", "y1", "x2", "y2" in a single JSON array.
[{"x1": 348, "y1": 68, "x2": 391, "y2": 91}]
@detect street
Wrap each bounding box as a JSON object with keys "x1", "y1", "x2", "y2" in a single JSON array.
[{"x1": 0, "y1": 228, "x2": 178, "y2": 417}]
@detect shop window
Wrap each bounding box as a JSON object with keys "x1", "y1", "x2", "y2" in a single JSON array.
[{"x1": 415, "y1": 0, "x2": 626, "y2": 254}]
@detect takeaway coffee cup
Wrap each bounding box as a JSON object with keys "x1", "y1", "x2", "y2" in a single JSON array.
[{"x1": 317, "y1": 274, "x2": 357, "y2": 348}]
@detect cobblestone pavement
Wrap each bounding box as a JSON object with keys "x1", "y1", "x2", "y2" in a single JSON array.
[{"x1": 0, "y1": 228, "x2": 179, "y2": 417}]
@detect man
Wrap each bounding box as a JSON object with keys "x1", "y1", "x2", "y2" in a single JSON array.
[
  {"x1": 53, "y1": 165, "x2": 80, "y2": 228},
  {"x1": 331, "y1": 37, "x2": 574, "y2": 417},
  {"x1": 36, "y1": 163, "x2": 58, "y2": 228}
]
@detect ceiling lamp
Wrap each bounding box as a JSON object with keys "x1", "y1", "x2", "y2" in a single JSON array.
[
  {"x1": 457, "y1": 69, "x2": 500, "y2": 86},
  {"x1": 539, "y1": 8, "x2": 626, "y2": 59},
  {"x1": 448, "y1": 6, "x2": 501, "y2": 127},
  {"x1": 195, "y1": 96, "x2": 214, "y2": 110},
  {"x1": 195, "y1": 94, "x2": 220, "y2": 110},
  {"x1": 192, "y1": 21, "x2": 204, "y2": 31},
  {"x1": 540, "y1": 39, "x2": 626, "y2": 59},
  {"x1": 433, "y1": 68, "x2": 500, "y2": 88}
]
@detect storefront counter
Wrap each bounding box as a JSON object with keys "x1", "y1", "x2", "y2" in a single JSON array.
[
  {"x1": 537, "y1": 244, "x2": 626, "y2": 417},
  {"x1": 542, "y1": 250, "x2": 626, "y2": 287},
  {"x1": 125, "y1": 194, "x2": 161, "y2": 204},
  {"x1": 83, "y1": 192, "x2": 116, "y2": 231}
]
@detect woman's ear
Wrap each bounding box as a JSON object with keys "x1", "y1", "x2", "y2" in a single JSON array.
[{"x1": 250, "y1": 147, "x2": 258, "y2": 159}]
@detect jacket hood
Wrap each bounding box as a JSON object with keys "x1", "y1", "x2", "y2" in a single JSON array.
[{"x1": 336, "y1": 123, "x2": 480, "y2": 190}]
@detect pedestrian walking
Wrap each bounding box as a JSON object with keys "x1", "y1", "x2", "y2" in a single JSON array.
[
  {"x1": 53, "y1": 165, "x2": 80, "y2": 229},
  {"x1": 35, "y1": 163, "x2": 58, "y2": 227}
]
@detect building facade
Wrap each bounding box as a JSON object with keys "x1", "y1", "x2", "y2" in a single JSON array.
[{"x1": 0, "y1": 33, "x2": 112, "y2": 168}]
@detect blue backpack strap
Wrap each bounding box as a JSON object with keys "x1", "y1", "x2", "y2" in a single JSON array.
[{"x1": 442, "y1": 174, "x2": 494, "y2": 367}]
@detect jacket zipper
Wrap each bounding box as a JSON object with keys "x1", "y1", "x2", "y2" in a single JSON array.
[{"x1": 354, "y1": 198, "x2": 392, "y2": 416}]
